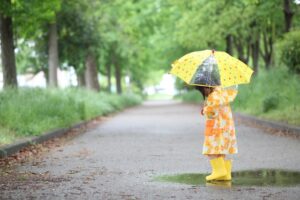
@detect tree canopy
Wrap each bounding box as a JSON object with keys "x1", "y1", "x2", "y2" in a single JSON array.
[{"x1": 0, "y1": 0, "x2": 299, "y2": 91}]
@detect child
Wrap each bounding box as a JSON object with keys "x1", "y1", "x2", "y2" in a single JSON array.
[{"x1": 195, "y1": 85, "x2": 238, "y2": 181}]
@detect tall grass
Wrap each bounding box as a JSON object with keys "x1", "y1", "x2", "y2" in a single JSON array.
[
  {"x1": 176, "y1": 67, "x2": 300, "y2": 126},
  {"x1": 0, "y1": 88, "x2": 142, "y2": 145},
  {"x1": 233, "y1": 67, "x2": 300, "y2": 125}
]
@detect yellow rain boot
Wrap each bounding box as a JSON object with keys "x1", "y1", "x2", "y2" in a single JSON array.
[
  {"x1": 206, "y1": 157, "x2": 227, "y2": 181},
  {"x1": 216, "y1": 160, "x2": 232, "y2": 181}
]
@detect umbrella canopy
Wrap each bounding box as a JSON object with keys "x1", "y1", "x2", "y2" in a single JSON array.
[{"x1": 170, "y1": 50, "x2": 253, "y2": 87}]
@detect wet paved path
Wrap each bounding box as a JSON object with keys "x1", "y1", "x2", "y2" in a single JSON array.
[{"x1": 1, "y1": 100, "x2": 300, "y2": 199}]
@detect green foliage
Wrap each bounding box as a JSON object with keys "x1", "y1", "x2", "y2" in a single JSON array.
[
  {"x1": 0, "y1": 88, "x2": 142, "y2": 145},
  {"x1": 277, "y1": 30, "x2": 300, "y2": 73},
  {"x1": 174, "y1": 79, "x2": 186, "y2": 91},
  {"x1": 97, "y1": 0, "x2": 168, "y2": 90},
  {"x1": 232, "y1": 67, "x2": 300, "y2": 125},
  {"x1": 3, "y1": 0, "x2": 300, "y2": 94},
  {"x1": 0, "y1": 127, "x2": 17, "y2": 145},
  {"x1": 175, "y1": 90, "x2": 203, "y2": 103},
  {"x1": 262, "y1": 95, "x2": 279, "y2": 113},
  {"x1": 15, "y1": 39, "x2": 48, "y2": 74},
  {"x1": 57, "y1": 0, "x2": 94, "y2": 72},
  {"x1": 13, "y1": 0, "x2": 61, "y2": 39}
]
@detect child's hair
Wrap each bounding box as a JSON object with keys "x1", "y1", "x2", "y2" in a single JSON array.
[{"x1": 194, "y1": 86, "x2": 214, "y2": 99}]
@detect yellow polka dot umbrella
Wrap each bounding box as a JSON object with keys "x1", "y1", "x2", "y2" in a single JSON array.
[{"x1": 170, "y1": 50, "x2": 254, "y2": 87}]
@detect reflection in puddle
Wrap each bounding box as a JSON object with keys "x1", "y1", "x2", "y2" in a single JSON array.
[{"x1": 155, "y1": 169, "x2": 300, "y2": 187}]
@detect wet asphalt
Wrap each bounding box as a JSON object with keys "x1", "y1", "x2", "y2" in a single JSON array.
[{"x1": 1, "y1": 100, "x2": 300, "y2": 200}]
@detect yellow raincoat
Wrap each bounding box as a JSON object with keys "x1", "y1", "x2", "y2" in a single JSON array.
[{"x1": 202, "y1": 87, "x2": 238, "y2": 155}]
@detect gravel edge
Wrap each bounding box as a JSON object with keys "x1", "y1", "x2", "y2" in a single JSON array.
[{"x1": 0, "y1": 121, "x2": 87, "y2": 158}]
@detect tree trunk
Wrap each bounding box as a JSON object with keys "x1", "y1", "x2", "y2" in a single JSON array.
[
  {"x1": 76, "y1": 70, "x2": 85, "y2": 87},
  {"x1": 260, "y1": 31, "x2": 273, "y2": 69},
  {"x1": 234, "y1": 37, "x2": 249, "y2": 64},
  {"x1": 105, "y1": 49, "x2": 113, "y2": 93},
  {"x1": 251, "y1": 36, "x2": 260, "y2": 75},
  {"x1": 113, "y1": 55, "x2": 122, "y2": 94},
  {"x1": 245, "y1": 40, "x2": 251, "y2": 64},
  {"x1": 234, "y1": 39, "x2": 243, "y2": 61},
  {"x1": 225, "y1": 35, "x2": 233, "y2": 55},
  {"x1": 0, "y1": 7, "x2": 18, "y2": 88},
  {"x1": 48, "y1": 22, "x2": 59, "y2": 87},
  {"x1": 283, "y1": 0, "x2": 294, "y2": 32},
  {"x1": 84, "y1": 53, "x2": 100, "y2": 92},
  {"x1": 249, "y1": 20, "x2": 259, "y2": 75},
  {"x1": 42, "y1": 66, "x2": 49, "y2": 85},
  {"x1": 106, "y1": 63, "x2": 111, "y2": 93}
]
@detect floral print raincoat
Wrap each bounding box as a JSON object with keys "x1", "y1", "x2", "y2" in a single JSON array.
[{"x1": 202, "y1": 87, "x2": 238, "y2": 155}]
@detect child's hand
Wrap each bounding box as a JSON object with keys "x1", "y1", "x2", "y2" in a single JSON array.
[{"x1": 201, "y1": 108, "x2": 204, "y2": 115}]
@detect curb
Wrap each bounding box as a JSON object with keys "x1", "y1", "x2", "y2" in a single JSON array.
[
  {"x1": 0, "y1": 121, "x2": 88, "y2": 159},
  {"x1": 234, "y1": 112, "x2": 300, "y2": 136}
]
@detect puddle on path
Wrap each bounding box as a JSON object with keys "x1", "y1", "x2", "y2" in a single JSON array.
[{"x1": 154, "y1": 169, "x2": 300, "y2": 187}]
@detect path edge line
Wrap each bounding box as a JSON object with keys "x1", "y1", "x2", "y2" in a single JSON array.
[
  {"x1": 234, "y1": 112, "x2": 300, "y2": 136},
  {"x1": 0, "y1": 121, "x2": 88, "y2": 159}
]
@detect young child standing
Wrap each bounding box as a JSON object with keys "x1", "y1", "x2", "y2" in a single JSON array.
[{"x1": 196, "y1": 86, "x2": 238, "y2": 181}]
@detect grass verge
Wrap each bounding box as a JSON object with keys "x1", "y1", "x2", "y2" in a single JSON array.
[{"x1": 0, "y1": 88, "x2": 142, "y2": 145}]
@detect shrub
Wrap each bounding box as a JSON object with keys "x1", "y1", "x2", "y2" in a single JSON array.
[
  {"x1": 262, "y1": 95, "x2": 279, "y2": 113},
  {"x1": 232, "y1": 67, "x2": 300, "y2": 125},
  {"x1": 277, "y1": 30, "x2": 300, "y2": 73},
  {"x1": 175, "y1": 90, "x2": 203, "y2": 103}
]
